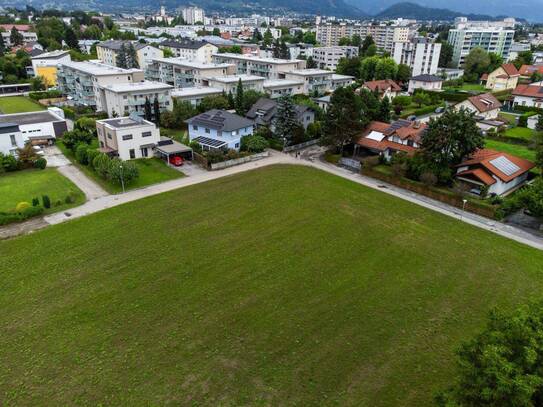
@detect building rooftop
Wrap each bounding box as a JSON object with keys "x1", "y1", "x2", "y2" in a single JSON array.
[
  {"x1": 186, "y1": 109, "x2": 253, "y2": 132},
  {"x1": 171, "y1": 86, "x2": 223, "y2": 97},
  {"x1": 101, "y1": 80, "x2": 173, "y2": 93},
  {"x1": 206, "y1": 74, "x2": 265, "y2": 83},
  {"x1": 214, "y1": 52, "x2": 303, "y2": 65},
  {"x1": 263, "y1": 79, "x2": 304, "y2": 88},
  {"x1": 97, "y1": 40, "x2": 148, "y2": 51},
  {"x1": 59, "y1": 60, "x2": 143, "y2": 76},
  {"x1": 410, "y1": 74, "x2": 443, "y2": 82},
  {"x1": 151, "y1": 57, "x2": 233, "y2": 70},
  {"x1": 31, "y1": 50, "x2": 70, "y2": 60},
  {"x1": 331, "y1": 74, "x2": 355, "y2": 80},
  {"x1": 0, "y1": 110, "x2": 64, "y2": 126},
  {"x1": 98, "y1": 116, "x2": 155, "y2": 129},
  {"x1": 287, "y1": 69, "x2": 332, "y2": 76},
  {"x1": 160, "y1": 38, "x2": 211, "y2": 50}
]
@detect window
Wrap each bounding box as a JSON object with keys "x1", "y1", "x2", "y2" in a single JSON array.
[
  {"x1": 142, "y1": 131, "x2": 152, "y2": 138},
  {"x1": 192, "y1": 125, "x2": 198, "y2": 130},
  {"x1": 141, "y1": 147, "x2": 148, "y2": 157},
  {"x1": 10, "y1": 134, "x2": 16, "y2": 147},
  {"x1": 107, "y1": 133, "x2": 112, "y2": 139},
  {"x1": 205, "y1": 128, "x2": 210, "y2": 134},
  {"x1": 129, "y1": 149, "x2": 135, "y2": 159},
  {"x1": 235, "y1": 143, "x2": 239, "y2": 148},
  {"x1": 122, "y1": 134, "x2": 133, "y2": 141},
  {"x1": 232, "y1": 130, "x2": 238, "y2": 136}
]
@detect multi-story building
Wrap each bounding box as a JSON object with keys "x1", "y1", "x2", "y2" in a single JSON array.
[
  {"x1": 97, "y1": 81, "x2": 173, "y2": 118},
  {"x1": 262, "y1": 79, "x2": 305, "y2": 98},
  {"x1": 448, "y1": 18, "x2": 515, "y2": 67},
  {"x1": 211, "y1": 53, "x2": 305, "y2": 80},
  {"x1": 316, "y1": 23, "x2": 410, "y2": 52},
  {"x1": 0, "y1": 25, "x2": 37, "y2": 47},
  {"x1": 171, "y1": 87, "x2": 224, "y2": 106},
  {"x1": 159, "y1": 39, "x2": 218, "y2": 63},
  {"x1": 392, "y1": 37, "x2": 441, "y2": 76},
  {"x1": 312, "y1": 46, "x2": 359, "y2": 70},
  {"x1": 31, "y1": 50, "x2": 71, "y2": 86},
  {"x1": 203, "y1": 74, "x2": 265, "y2": 93},
  {"x1": 284, "y1": 69, "x2": 332, "y2": 95},
  {"x1": 57, "y1": 61, "x2": 145, "y2": 109},
  {"x1": 96, "y1": 40, "x2": 163, "y2": 69},
  {"x1": 181, "y1": 6, "x2": 205, "y2": 25},
  {"x1": 145, "y1": 57, "x2": 235, "y2": 88},
  {"x1": 96, "y1": 115, "x2": 161, "y2": 160}
]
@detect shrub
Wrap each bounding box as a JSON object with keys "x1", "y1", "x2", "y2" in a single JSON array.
[
  {"x1": 241, "y1": 135, "x2": 269, "y2": 153},
  {"x1": 32, "y1": 197, "x2": 39, "y2": 207},
  {"x1": 518, "y1": 115, "x2": 528, "y2": 127},
  {"x1": 33, "y1": 157, "x2": 47, "y2": 169},
  {"x1": 189, "y1": 141, "x2": 202, "y2": 154},
  {"x1": 420, "y1": 171, "x2": 438, "y2": 187},
  {"x1": 16, "y1": 202, "x2": 31, "y2": 212},
  {"x1": 42, "y1": 195, "x2": 51, "y2": 209},
  {"x1": 86, "y1": 149, "x2": 99, "y2": 166},
  {"x1": 75, "y1": 143, "x2": 89, "y2": 165},
  {"x1": 65, "y1": 194, "x2": 75, "y2": 204},
  {"x1": 62, "y1": 129, "x2": 94, "y2": 152},
  {"x1": 0, "y1": 206, "x2": 44, "y2": 226},
  {"x1": 0, "y1": 153, "x2": 19, "y2": 172},
  {"x1": 107, "y1": 159, "x2": 139, "y2": 185},
  {"x1": 364, "y1": 155, "x2": 381, "y2": 169},
  {"x1": 92, "y1": 153, "x2": 110, "y2": 178}
]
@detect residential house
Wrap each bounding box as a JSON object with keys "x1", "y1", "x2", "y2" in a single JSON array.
[
  {"x1": 185, "y1": 109, "x2": 254, "y2": 151},
  {"x1": 314, "y1": 95, "x2": 331, "y2": 112},
  {"x1": 159, "y1": 39, "x2": 218, "y2": 63},
  {"x1": 96, "y1": 115, "x2": 160, "y2": 160},
  {"x1": 518, "y1": 64, "x2": 543, "y2": 79},
  {"x1": 171, "y1": 87, "x2": 224, "y2": 106},
  {"x1": 481, "y1": 63, "x2": 519, "y2": 91},
  {"x1": 408, "y1": 74, "x2": 443, "y2": 93},
  {"x1": 360, "y1": 79, "x2": 402, "y2": 100},
  {"x1": 96, "y1": 40, "x2": 164, "y2": 69},
  {"x1": 31, "y1": 50, "x2": 71, "y2": 86},
  {"x1": 512, "y1": 84, "x2": 543, "y2": 108},
  {"x1": 330, "y1": 74, "x2": 355, "y2": 91},
  {"x1": 203, "y1": 74, "x2": 265, "y2": 93},
  {"x1": 245, "y1": 98, "x2": 315, "y2": 131},
  {"x1": 356, "y1": 119, "x2": 427, "y2": 161},
  {"x1": 455, "y1": 149, "x2": 535, "y2": 196},
  {"x1": 0, "y1": 108, "x2": 68, "y2": 155},
  {"x1": 263, "y1": 79, "x2": 305, "y2": 98},
  {"x1": 284, "y1": 69, "x2": 332, "y2": 95},
  {"x1": 1, "y1": 26, "x2": 37, "y2": 47},
  {"x1": 455, "y1": 93, "x2": 502, "y2": 119},
  {"x1": 97, "y1": 81, "x2": 173, "y2": 118}
]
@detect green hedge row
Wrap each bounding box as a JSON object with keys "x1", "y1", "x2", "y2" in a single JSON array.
[{"x1": 0, "y1": 206, "x2": 44, "y2": 226}]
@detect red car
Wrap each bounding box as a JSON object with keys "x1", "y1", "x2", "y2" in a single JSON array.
[{"x1": 169, "y1": 155, "x2": 184, "y2": 166}]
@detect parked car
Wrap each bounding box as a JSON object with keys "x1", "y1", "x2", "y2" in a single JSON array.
[
  {"x1": 407, "y1": 115, "x2": 417, "y2": 121},
  {"x1": 32, "y1": 146, "x2": 45, "y2": 156},
  {"x1": 435, "y1": 107, "x2": 445, "y2": 114},
  {"x1": 169, "y1": 155, "x2": 184, "y2": 166}
]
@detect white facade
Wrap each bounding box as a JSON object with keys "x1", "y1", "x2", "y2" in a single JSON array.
[
  {"x1": 171, "y1": 87, "x2": 223, "y2": 106},
  {"x1": 312, "y1": 46, "x2": 358, "y2": 70},
  {"x1": 204, "y1": 75, "x2": 265, "y2": 93},
  {"x1": 1, "y1": 30, "x2": 37, "y2": 47},
  {"x1": 285, "y1": 69, "x2": 332, "y2": 94},
  {"x1": 159, "y1": 41, "x2": 218, "y2": 63},
  {"x1": 393, "y1": 38, "x2": 441, "y2": 76},
  {"x1": 408, "y1": 76, "x2": 443, "y2": 93},
  {"x1": 181, "y1": 7, "x2": 205, "y2": 25},
  {"x1": 263, "y1": 79, "x2": 304, "y2": 98},
  {"x1": 212, "y1": 53, "x2": 305, "y2": 80}
]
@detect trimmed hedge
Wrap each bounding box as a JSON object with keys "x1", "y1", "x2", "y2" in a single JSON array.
[
  {"x1": 29, "y1": 90, "x2": 63, "y2": 100},
  {"x1": 0, "y1": 206, "x2": 44, "y2": 226}
]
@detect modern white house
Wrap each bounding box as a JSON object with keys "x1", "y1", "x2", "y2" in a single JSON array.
[
  {"x1": 455, "y1": 93, "x2": 502, "y2": 120},
  {"x1": 171, "y1": 87, "x2": 224, "y2": 106},
  {"x1": 159, "y1": 39, "x2": 218, "y2": 63},
  {"x1": 455, "y1": 149, "x2": 535, "y2": 196},
  {"x1": 408, "y1": 74, "x2": 443, "y2": 93},
  {"x1": 96, "y1": 115, "x2": 161, "y2": 160},
  {"x1": 512, "y1": 84, "x2": 543, "y2": 108},
  {"x1": 186, "y1": 109, "x2": 254, "y2": 151},
  {"x1": 0, "y1": 108, "x2": 68, "y2": 155},
  {"x1": 203, "y1": 74, "x2": 265, "y2": 93}
]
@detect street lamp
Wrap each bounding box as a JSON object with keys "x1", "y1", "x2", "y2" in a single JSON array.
[
  {"x1": 461, "y1": 199, "x2": 467, "y2": 220},
  {"x1": 119, "y1": 163, "x2": 125, "y2": 194}
]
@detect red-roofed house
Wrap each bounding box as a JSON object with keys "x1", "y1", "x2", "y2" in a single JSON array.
[
  {"x1": 518, "y1": 64, "x2": 543, "y2": 79},
  {"x1": 512, "y1": 84, "x2": 543, "y2": 108},
  {"x1": 455, "y1": 149, "x2": 535, "y2": 196},
  {"x1": 482, "y1": 63, "x2": 519, "y2": 91},
  {"x1": 355, "y1": 119, "x2": 427, "y2": 161},
  {"x1": 454, "y1": 93, "x2": 502, "y2": 119},
  {"x1": 359, "y1": 79, "x2": 402, "y2": 100}
]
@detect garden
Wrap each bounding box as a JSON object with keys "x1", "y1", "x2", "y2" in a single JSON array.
[{"x1": 0, "y1": 96, "x2": 45, "y2": 114}]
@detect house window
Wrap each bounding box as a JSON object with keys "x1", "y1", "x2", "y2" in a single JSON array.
[
  {"x1": 129, "y1": 149, "x2": 135, "y2": 159},
  {"x1": 122, "y1": 134, "x2": 133, "y2": 141},
  {"x1": 141, "y1": 147, "x2": 148, "y2": 157},
  {"x1": 10, "y1": 134, "x2": 16, "y2": 147},
  {"x1": 142, "y1": 131, "x2": 152, "y2": 138},
  {"x1": 205, "y1": 128, "x2": 210, "y2": 134},
  {"x1": 235, "y1": 143, "x2": 239, "y2": 148},
  {"x1": 107, "y1": 133, "x2": 112, "y2": 139},
  {"x1": 193, "y1": 125, "x2": 198, "y2": 130}
]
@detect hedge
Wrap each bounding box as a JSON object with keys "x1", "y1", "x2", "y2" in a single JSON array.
[
  {"x1": 29, "y1": 90, "x2": 63, "y2": 100},
  {"x1": 0, "y1": 206, "x2": 44, "y2": 226}
]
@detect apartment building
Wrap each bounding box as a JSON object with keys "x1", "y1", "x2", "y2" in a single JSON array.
[
  {"x1": 392, "y1": 37, "x2": 441, "y2": 76},
  {"x1": 31, "y1": 50, "x2": 71, "y2": 86},
  {"x1": 57, "y1": 61, "x2": 145, "y2": 109},
  {"x1": 171, "y1": 87, "x2": 224, "y2": 106},
  {"x1": 263, "y1": 79, "x2": 304, "y2": 98},
  {"x1": 96, "y1": 115, "x2": 160, "y2": 160},
  {"x1": 145, "y1": 57, "x2": 235, "y2": 88},
  {"x1": 203, "y1": 74, "x2": 265, "y2": 93},
  {"x1": 98, "y1": 81, "x2": 173, "y2": 118},
  {"x1": 284, "y1": 69, "x2": 332, "y2": 95},
  {"x1": 96, "y1": 40, "x2": 164, "y2": 69},
  {"x1": 1, "y1": 28, "x2": 37, "y2": 47},
  {"x1": 159, "y1": 39, "x2": 218, "y2": 63},
  {"x1": 448, "y1": 18, "x2": 515, "y2": 67},
  {"x1": 212, "y1": 53, "x2": 305, "y2": 80},
  {"x1": 316, "y1": 23, "x2": 410, "y2": 52},
  {"x1": 312, "y1": 46, "x2": 359, "y2": 70},
  {"x1": 181, "y1": 6, "x2": 205, "y2": 25}
]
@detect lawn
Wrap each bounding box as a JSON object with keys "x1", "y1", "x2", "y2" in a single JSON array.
[
  {"x1": 498, "y1": 111, "x2": 518, "y2": 125},
  {"x1": 1, "y1": 165, "x2": 543, "y2": 406},
  {"x1": 57, "y1": 141, "x2": 183, "y2": 193},
  {"x1": 444, "y1": 83, "x2": 486, "y2": 92},
  {"x1": 0, "y1": 96, "x2": 45, "y2": 114},
  {"x1": 0, "y1": 168, "x2": 85, "y2": 213},
  {"x1": 485, "y1": 139, "x2": 536, "y2": 162},
  {"x1": 504, "y1": 126, "x2": 535, "y2": 141}
]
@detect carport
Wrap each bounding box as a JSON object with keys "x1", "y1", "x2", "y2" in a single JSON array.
[{"x1": 155, "y1": 137, "x2": 193, "y2": 163}]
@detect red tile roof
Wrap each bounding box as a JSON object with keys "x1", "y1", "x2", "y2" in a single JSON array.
[
  {"x1": 501, "y1": 63, "x2": 520, "y2": 77},
  {"x1": 0, "y1": 24, "x2": 31, "y2": 31},
  {"x1": 457, "y1": 149, "x2": 535, "y2": 184},
  {"x1": 512, "y1": 84, "x2": 543, "y2": 97},
  {"x1": 362, "y1": 79, "x2": 401, "y2": 93},
  {"x1": 356, "y1": 120, "x2": 423, "y2": 155},
  {"x1": 466, "y1": 93, "x2": 502, "y2": 113},
  {"x1": 481, "y1": 73, "x2": 489, "y2": 81},
  {"x1": 519, "y1": 64, "x2": 543, "y2": 76},
  {"x1": 457, "y1": 168, "x2": 497, "y2": 186}
]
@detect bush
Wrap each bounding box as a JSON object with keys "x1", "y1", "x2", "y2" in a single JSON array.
[
  {"x1": 420, "y1": 171, "x2": 438, "y2": 187},
  {"x1": 0, "y1": 206, "x2": 44, "y2": 226},
  {"x1": 65, "y1": 193, "x2": 77, "y2": 204},
  {"x1": 42, "y1": 195, "x2": 51, "y2": 209},
  {"x1": 75, "y1": 143, "x2": 90, "y2": 165},
  {"x1": 364, "y1": 155, "x2": 381, "y2": 169},
  {"x1": 241, "y1": 135, "x2": 269, "y2": 153},
  {"x1": 189, "y1": 141, "x2": 202, "y2": 154},
  {"x1": 62, "y1": 129, "x2": 94, "y2": 152},
  {"x1": 92, "y1": 153, "x2": 110, "y2": 177},
  {"x1": 33, "y1": 157, "x2": 47, "y2": 169},
  {"x1": 0, "y1": 153, "x2": 19, "y2": 172},
  {"x1": 32, "y1": 197, "x2": 39, "y2": 207},
  {"x1": 16, "y1": 202, "x2": 31, "y2": 212},
  {"x1": 28, "y1": 90, "x2": 62, "y2": 100},
  {"x1": 86, "y1": 149, "x2": 99, "y2": 166},
  {"x1": 107, "y1": 159, "x2": 139, "y2": 185}
]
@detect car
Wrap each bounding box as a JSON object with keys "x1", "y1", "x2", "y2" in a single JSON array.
[
  {"x1": 32, "y1": 145, "x2": 45, "y2": 156},
  {"x1": 407, "y1": 115, "x2": 417, "y2": 121},
  {"x1": 435, "y1": 107, "x2": 445, "y2": 114},
  {"x1": 168, "y1": 155, "x2": 184, "y2": 166}
]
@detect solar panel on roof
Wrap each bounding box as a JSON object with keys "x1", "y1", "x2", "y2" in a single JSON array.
[{"x1": 489, "y1": 156, "x2": 520, "y2": 176}]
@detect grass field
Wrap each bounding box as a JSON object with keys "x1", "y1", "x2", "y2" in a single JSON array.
[
  {"x1": 504, "y1": 126, "x2": 535, "y2": 141},
  {"x1": 57, "y1": 141, "x2": 183, "y2": 193},
  {"x1": 444, "y1": 83, "x2": 486, "y2": 92},
  {"x1": 1, "y1": 165, "x2": 543, "y2": 406},
  {"x1": 485, "y1": 139, "x2": 536, "y2": 161},
  {"x1": 0, "y1": 96, "x2": 45, "y2": 114},
  {"x1": 498, "y1": 112, "x2": 518, "y2": 125},
  {"x1": 0, "y1": 168, "x2": 85, "y2": 213}
]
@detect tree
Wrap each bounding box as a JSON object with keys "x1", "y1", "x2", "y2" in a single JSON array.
[
  {"x1": 10, "y1": 27, "x2": 23, "y2": 46},
  {"x1": 241, "y1": 134, "x2": 269, "y2": 152},
  {"x1": 64, "y1": 26, "x2": 79, "y2": 50},
  {"x1": 374, "y1": 57, "x2": 398, "y2": 80},
  {"x1": 144, "y1": 97, "x2": 152, "y2": 121},
  {"x1": 117, "y1": 43, "x2": 127, "y2": 68},
  {"x1": 421, "y1": 108, "x2": 484, "y2": 169},
  {"x1": 365, "y1": 44, "x2": 377, "y2": 57},
  {"x1": 153, "y1": 96, "x2": 160, "y2": 124},
  {"x1": 235, "y1": 78, "x2": 244, "y2": 115},
  {"x1": 360, "y1": 56, "x2": 380, "y2": 82},
  {"x1": 396, "y1": 63, "x2": 411, "y2": 83},
  {"x1": 351, "y1": 34, "x2": 361, "y2": 48},
  {"x1": 62, "y1": 129, "x2": 94, "y2": 151},
  {"x1": 437, "y1": 301, "x2": 543, "y2": 406},
  {"x1": 198, "y1": 95, "x2": 229, "y2": 113},
  {"x1": 303, "y1": 31, "x2": 316, "y2": 45},
  {"x1": 360, "y1": 35, "x2": 375, "y2": 56},
  {"x1": 306, "y1": 56, "x2": 317, "y2": 69},
  {"x1": 412, "y1": 92, "x2": 431, "y2": 107},
  {"x1": 322, "y1": 87, "x2": 365, "y2": 153},
  {"x1": 273, "y1": 95, "x2": 299, "y2": 146},
  {"x1": 513, "y1": 50, "x2": 533, "y2": 69},
  {"x1": 336, "y1": 57, "x2": 361, "y2": 78},
  {"x1": 0, "y1": 32, "x2": 5, "y2": 57},
  {"x1": 212, "y1": 27, "x2": 221, "y2": 37},
  {"x1": 438, "y1": 42, "x2": 454, "y2": 68},
  {"x1": 263, "y1": 28, "x2": 273, "y2": 47},
  {"x1": 464, "y1": 48, "x2": 491, "y2": 82},
  {"x1": 377, "y1": 96, "x2": 391, "y2": 122},
  {"x1": 338, "y1": 37, "x2": 351, "y2": 46},
  {"x1": 488, "y1": 52, "x2": 504, "y2": 73},
  {"x1": 534, "y1": 115, "x2": 543, "y2": 174},
  {"x1": 126, "y1": 43, "x2": 139, "y2": 68}
]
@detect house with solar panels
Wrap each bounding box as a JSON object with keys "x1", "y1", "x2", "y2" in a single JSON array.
[
  {"x1": 185, "y1": 109, "x2": 254, "y2": 151},
  {"x1": 455, "y1": 149, "x2": 535, "y2": 196}
]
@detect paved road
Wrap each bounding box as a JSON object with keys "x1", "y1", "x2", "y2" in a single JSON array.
[{"x1": 56, "y1": 165, "x2": 108, "y2": 200}]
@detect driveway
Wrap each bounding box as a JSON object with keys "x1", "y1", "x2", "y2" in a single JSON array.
[{"x1": 43, "y1": 145, "x2": 70, "y2": 167}]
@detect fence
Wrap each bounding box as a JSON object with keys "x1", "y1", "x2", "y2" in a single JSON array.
[
  {"x1": 361, "y1": 167, "x2": 498, "y2": 219},
  {"x1": 210, "y1": 151, "x2": 269, "y2": 170},
  {"x1": 283, "y1": 139, "x2": 319, "y2": 152},
  {"x1": 193, "y1": 152, "x2": 208, "y2": 169},
  {"x1": 338, "y1": 157, "x2": 361, "y2": 171}
]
